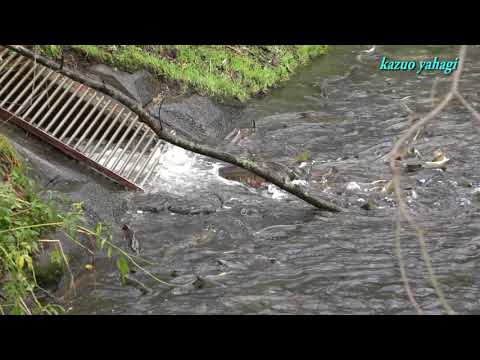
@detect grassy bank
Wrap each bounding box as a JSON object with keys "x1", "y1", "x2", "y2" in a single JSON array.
[
  {"x1": 40, "y1": 45, "x2": 328, "y2": 101},
  {"x1": 0, "y1": 135, "x2": 61, "y2": 314}
]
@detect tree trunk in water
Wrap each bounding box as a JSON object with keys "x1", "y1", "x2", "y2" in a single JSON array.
[{"x1": 7, "y1": 45, "x2": 344, "y2": 213}]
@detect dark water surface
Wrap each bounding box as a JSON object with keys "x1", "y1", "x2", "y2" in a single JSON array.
[{"x1": 7, "y1": 45, "x2": 480, "y2": 314}]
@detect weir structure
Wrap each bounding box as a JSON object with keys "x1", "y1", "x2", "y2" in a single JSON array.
[{"x1": 0, "y1": 46, "x2": 164, "y2": 191}]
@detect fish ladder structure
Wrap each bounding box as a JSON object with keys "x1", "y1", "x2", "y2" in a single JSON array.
[{"x1": 0, "y1": 46, "x2": 164, "y2": 191}]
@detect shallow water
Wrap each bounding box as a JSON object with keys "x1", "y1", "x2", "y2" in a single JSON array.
[{"x1": 8, "y1": 45, "x2": 480, "y2": 314}]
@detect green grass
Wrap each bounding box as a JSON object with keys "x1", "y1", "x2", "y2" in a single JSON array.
[{"x1": 40, "y1": 45, "x2": 328, "y2": 101}]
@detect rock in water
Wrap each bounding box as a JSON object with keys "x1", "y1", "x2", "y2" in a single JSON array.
[
  {"x1": 403, "y1": 159, "x2": 423, "y2": 173},
  {"x1": 148, "y1": 95, "x2": 236, "y2": 145}
]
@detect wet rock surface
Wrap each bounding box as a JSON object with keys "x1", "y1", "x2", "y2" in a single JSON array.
[
  {"x1": 87, "y1": 64, "x2": 161, "y2": 107},
  {"x1": 148, "y1": 95, "x2": 243, "y2": 145}
]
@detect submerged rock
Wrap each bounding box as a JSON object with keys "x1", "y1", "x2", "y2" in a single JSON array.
[
  {"x1": 459, "y1": 178, "x2": 474, "y2": 188},
  {"x1": 219, "y1": 165, "x2": 266, "y2": 188},
  {"x1": 403, "y1": 160, "x2": 423, "y2": 173}
]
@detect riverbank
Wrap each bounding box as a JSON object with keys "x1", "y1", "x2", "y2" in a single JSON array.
[
  {"x1": 39, "y1": 45, "x2": 328, "y2": 101},
  {"x1": 0, "y1": 135, "x2": 63, "y2": 314},
  {"x1": 0, "y1": 134, "x2": 119, "y2": 315}
]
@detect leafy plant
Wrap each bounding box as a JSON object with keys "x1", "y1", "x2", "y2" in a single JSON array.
[{"x1": 0, "y1": 135, "x2": 172, "y2": 315}]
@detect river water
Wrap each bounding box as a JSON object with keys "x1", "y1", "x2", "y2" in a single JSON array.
[{"x1": 7, "y1": 45, "x2": 480, "y2": 314}]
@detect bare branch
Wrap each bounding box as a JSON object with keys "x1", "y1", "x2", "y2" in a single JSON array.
[
  {"x1": 388, "y1": 46, "x2": 468, "y2": 315},
  {"x1": 394, "y1": 216, "x2": 424, "y2": 315},
  {"x1": 455, "y1": 92, "x2": 480, "y2": 128}
]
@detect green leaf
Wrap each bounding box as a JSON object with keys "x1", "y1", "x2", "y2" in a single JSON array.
[
  {"x1": 16, "y1": 255, "x2": 25, "y2": 269},
  {"x1": 95, "y1": 223, "x2": 102, "y2": 237},
  {"x1": 50, "y1": 248, "x2": 63, "y2": 266},
  {"x1": 117, "y1": 256, "x2": 129, "y2": 274},
  {"x1": 116, "y1": 256, "x2": 129, "y2": 285}
]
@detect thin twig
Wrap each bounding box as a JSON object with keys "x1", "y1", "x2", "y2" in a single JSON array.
[
  {"x1": 394, "y1": 216, "x2": 423, "y2": 314},
  {"x1": 389, "y1": 45, "x2": 467, "y2": 315},
  {"x1": 455, "y1": 92, "x2": 480, "y2": 127},
  {"x1": 77, "y1": 225, "x2": 176, "y2": 287},
  {"x1": 0, "y1": 221, "x2": 63, "y2": 234}
]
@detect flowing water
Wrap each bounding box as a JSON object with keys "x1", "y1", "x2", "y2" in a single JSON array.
[{"x1": 6, "y1": 45, "x2": 480, "y2": 314}]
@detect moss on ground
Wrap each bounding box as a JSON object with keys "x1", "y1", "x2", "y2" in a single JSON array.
[{"x1": 39, "y1": 45, "x2": 328, "y2": 102}]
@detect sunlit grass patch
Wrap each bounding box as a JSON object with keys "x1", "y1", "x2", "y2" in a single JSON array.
[{"x1": 40, "y1": 45, "x2": 328, "y2": 101}]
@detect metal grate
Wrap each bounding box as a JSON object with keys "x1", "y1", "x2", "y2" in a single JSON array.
[{"x1": 0, "y1": 46, "x2": 164, "y2": 191}]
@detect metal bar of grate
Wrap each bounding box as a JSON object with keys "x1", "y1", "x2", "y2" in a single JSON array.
[
  {"x1": 131, "y1": 134, "x2": 157, "y2": 182},
  {"x1": 58, "y1": 90, "x2": 97, "y2": 141},
  {"x1": 16, "y1": 70, "x2": 58, "y2": 116},
  {"x1": 0, "y1": 56, "x2": 23, "y2": 86},
  {"x1": 0, "y1": 46, "x2": 163, "y2": 191},
  {"x1": 72, "y1": 99, "x2": 112, "y2": 149},
  {"x1": 6, "y1": 66, "x2": 47, "y2": 111},
  {"x1": 111, "y1": 123, "x2": 145, "y2": 172},
  {"x1": 109, "y1": 116, "x2": 140, "y2": 170},
  {"x1": 0, "y1": 60, "x2": 31, "y2": 101},
  {"x1": 66, "y1": 95, "x2": 106, "y2": 146},
  {"x1": 31, "y1": 78, "x2": 74, "y2": 125},
  {"x1": 2, "y1": 64, "x2": 38, "y2": 108},
  {"x1": 86, "y1": 107, "x2": 125, "y2": 157},
  {"x1": 139, "y1": 141, "x2": 163, "y2": 186},
  {"x1": 81, "y1": 103, "x2": 118, "y2": 153},
  {"x1": 51, "y1": 87, "x2": 92, "y2": 137},
  {"x1": 0, "y1": 48, "x2": 9, "y2": 60},
  {"x1": 0, "y1": 53, "x2": 16, "y2": 74},
  {"x1": 44, "y1": 84, "x2": 84, "y2": 132},
  {"x1": 102, "y1": 114, "x2": 137, "y2": 168},
  {"x1": 0, "y1": 106, "x2": 143, "y2": 191},
  {"x1": 95, "y1": 112, "x2": 132, "y2": 163},
  {"x1": 118, "y1": 127, "x2": 150, "y2": 176}
]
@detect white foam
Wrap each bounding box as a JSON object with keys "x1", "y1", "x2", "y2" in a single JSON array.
[
  {"x1": 346, "y1": 181, "x2": 361, "y2": 191},
  {"x1": 90, "y1": 138, "x2": 307, "y2": 201},
  {"x1": 267, "y1": 184, "x2": 288, "y2": 200}
]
